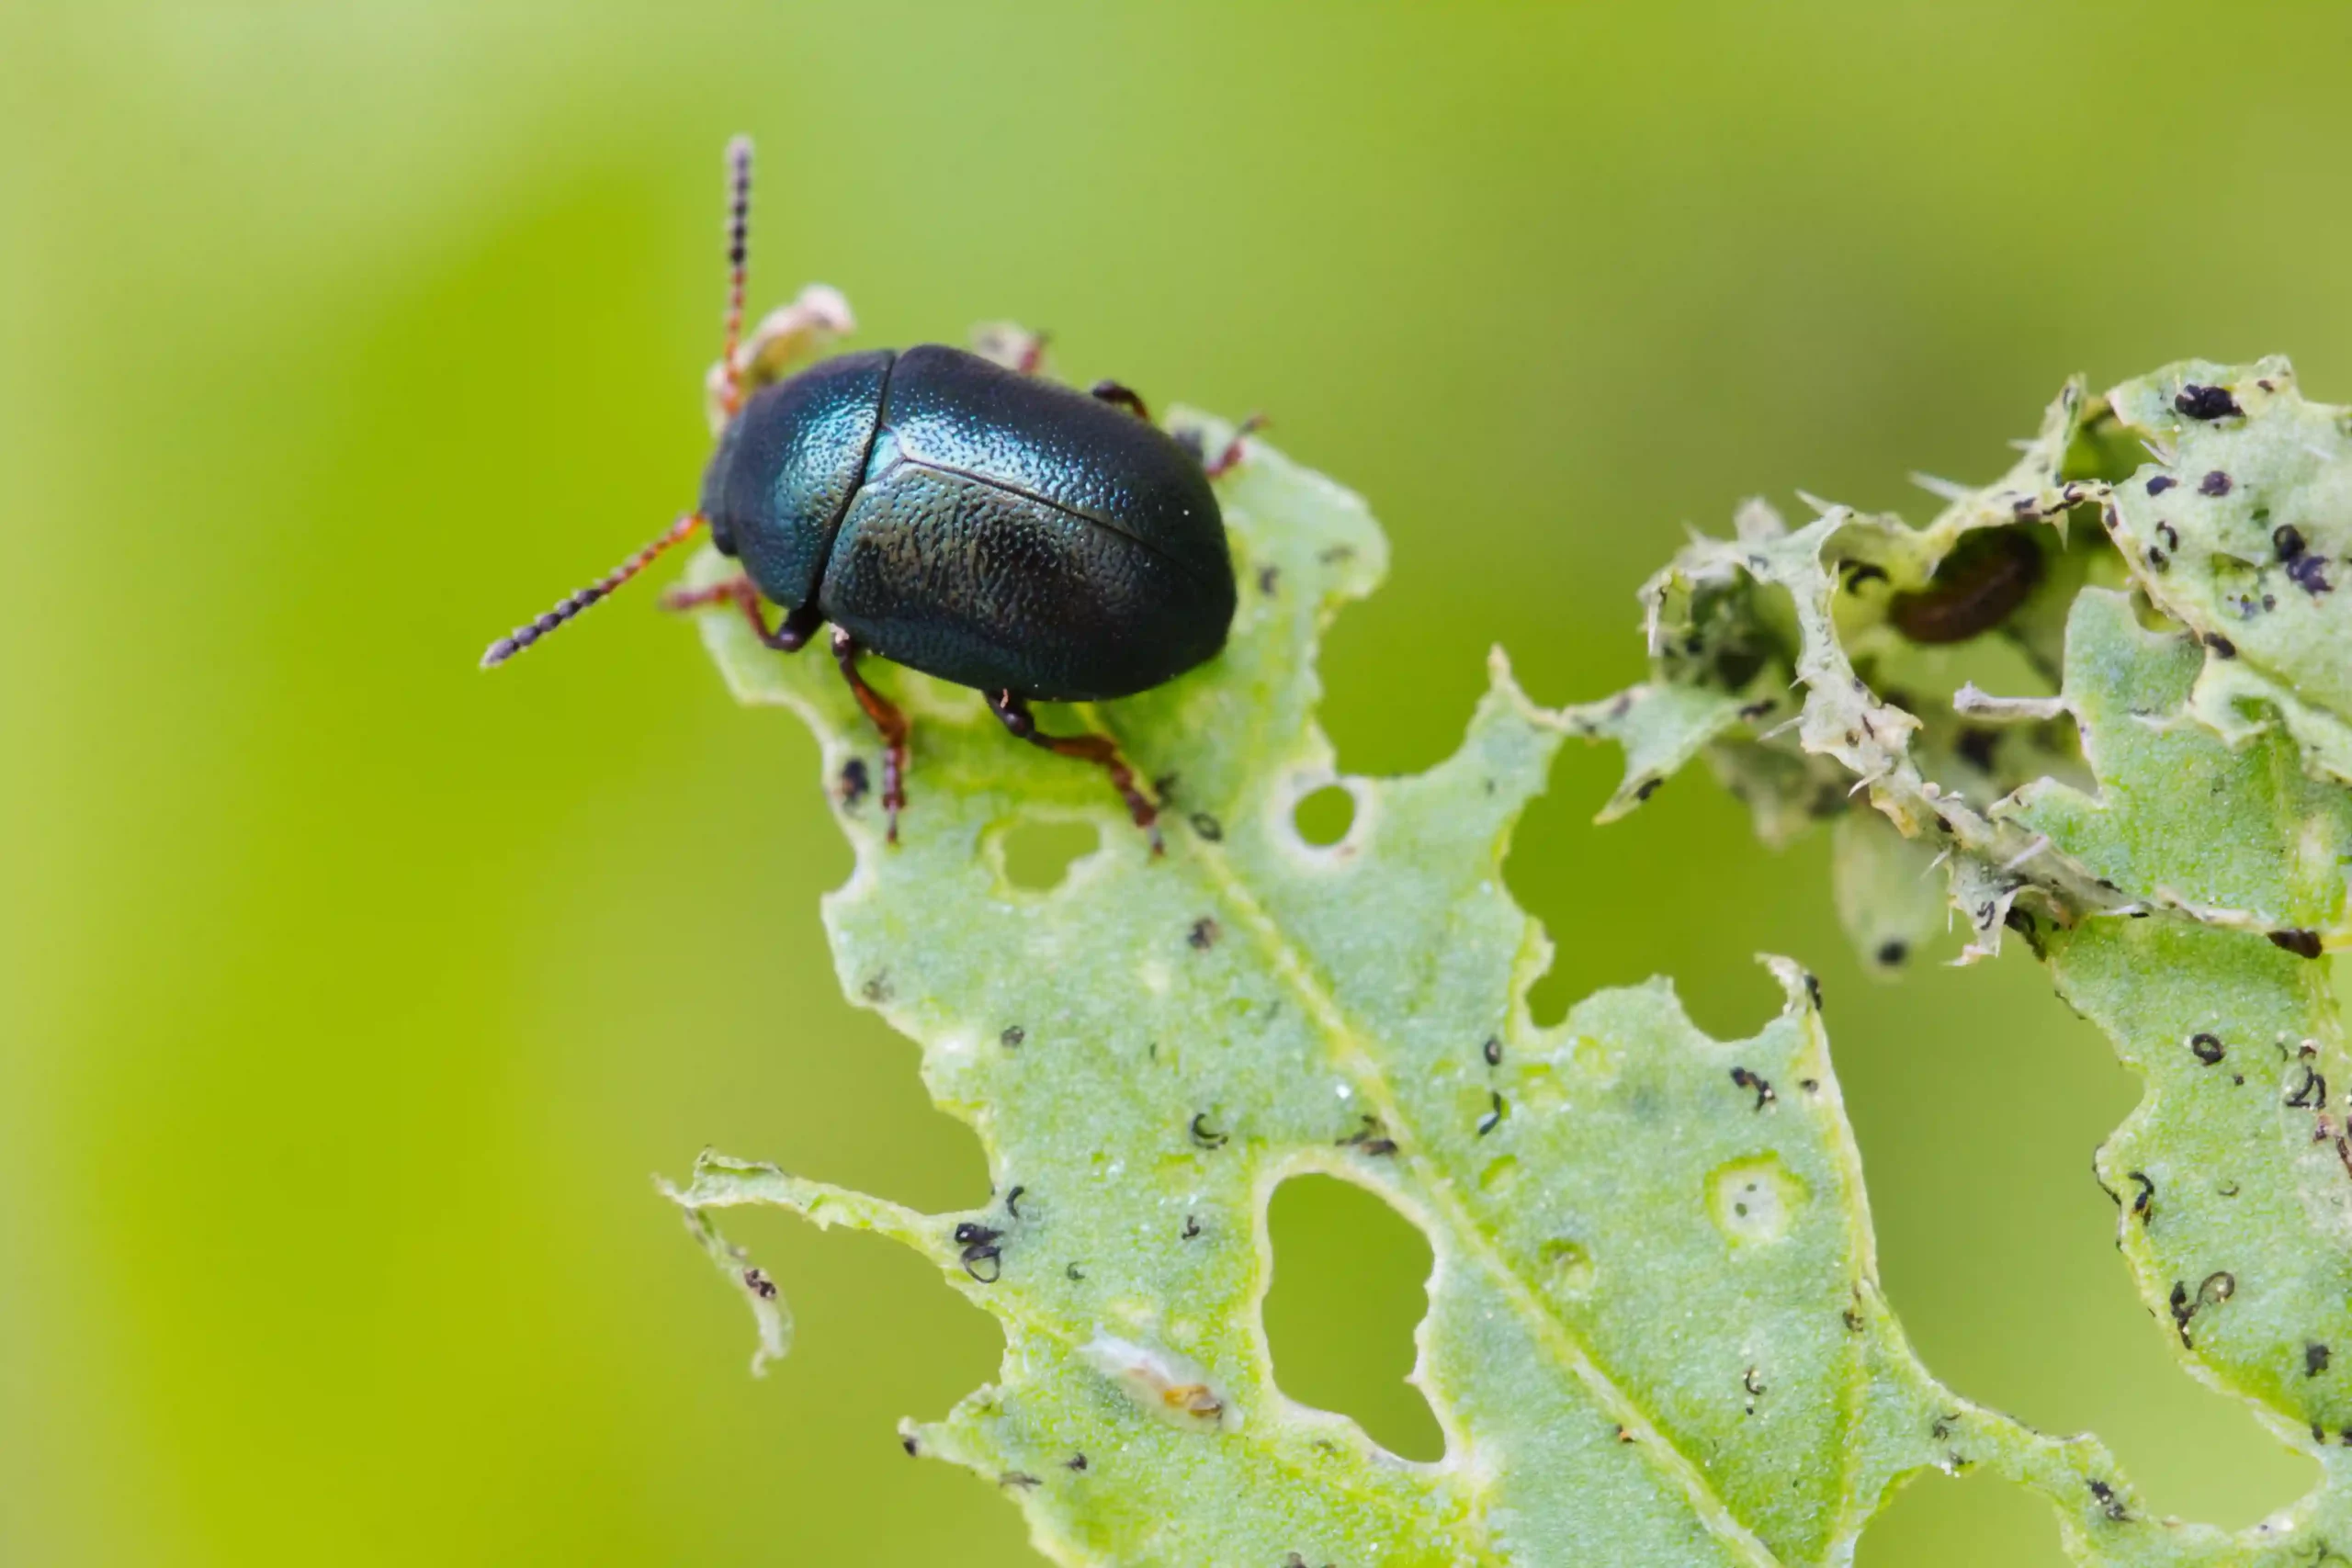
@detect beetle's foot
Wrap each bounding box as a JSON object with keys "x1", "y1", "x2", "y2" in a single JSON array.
[
  {"x1": 662, "y1": 576, "x2": 823, "y2": 653},
  {"x1": 706, "y1": 283, "x2": 857, "y2": 434},
  {"x1": 987, "y1": 691, "x2": 1163, "y2": 855},
  {"x1": 1089, "y1": 379, "x2": 1152, "y2": 423},
  {"x1": 832, "y1": 629, "x2": 911, "y2": 844},
  {"x1": 1204, "y1": 412, "x2": 1267, "y2": 480},
  {"x1": 878, "y1": 757, "x2": 907, "y2": 844}
]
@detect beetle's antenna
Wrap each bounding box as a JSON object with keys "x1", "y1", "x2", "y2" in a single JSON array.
[
  {"x1": 717, "y1": 134, "x2": 753, "y2": 418},
  {"x1": 479, "y1": 514, "x2": 706, "y2": 669}
]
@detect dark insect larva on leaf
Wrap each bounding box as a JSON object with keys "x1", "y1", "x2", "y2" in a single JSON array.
[{"x1": 1886, "y1": 529, "x2": 2045, "y2": 644}]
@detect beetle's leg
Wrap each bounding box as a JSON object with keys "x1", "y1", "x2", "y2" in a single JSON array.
[
  {"x1": 986, "y1": 690, "x2": 1163, "y2": 856},
  {"x1": 1204, "y1": 412, "x2": 1267, "y2": 480},
  {"x1": 831, "y1": 629, "x2": 910, "y2": 842},
  {"x1": 1088, "y1": 380, "x2": 1151, "y2": 423},
  {"x1": 659, "y1": 576, "x2": 824, "y2": 651}
]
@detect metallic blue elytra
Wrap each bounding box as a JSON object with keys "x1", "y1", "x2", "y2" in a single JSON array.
[{"x1": 700, "y1": 344, "x2": 1237, "y2": 703}]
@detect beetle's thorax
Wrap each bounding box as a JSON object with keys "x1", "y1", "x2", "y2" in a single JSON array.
[{"x1": 695, "y1": 348, "x2": 896, "y2": 610}]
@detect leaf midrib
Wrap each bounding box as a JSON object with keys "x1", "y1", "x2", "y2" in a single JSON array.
[{"x1": 1188, "y1": 823, "x2": 1792, "y2": 1568}]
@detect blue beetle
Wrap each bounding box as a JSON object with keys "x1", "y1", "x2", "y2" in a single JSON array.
[{"x1": 484, "y1": 140, "x2": 1253, "y2": 848}]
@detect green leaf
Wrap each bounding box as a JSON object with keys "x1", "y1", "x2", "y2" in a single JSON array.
[
  {"x1": 1580, "y1": 364, "x2": 2352, "y2": 964},
  {"x1": 1998, "y1": 589, "x2": 2352, "y2": 941},
  {"x1": 2102, "y1": 360, "x2": 2352, "y2": 787},
  {"x1": 2008, "y1": 589, "x2": 2352, "y2": 1484},
  {"x1": 1580, "y1": 361, "x2": 2352, "y2": 1564},
  {"x1": 659, "y1": 412, "x2": 2133, "y2": 1565}
]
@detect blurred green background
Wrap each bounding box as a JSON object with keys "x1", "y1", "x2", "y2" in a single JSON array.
[{"x1": 7, "y1": 3, "x2": 2352, "y2": 1562}]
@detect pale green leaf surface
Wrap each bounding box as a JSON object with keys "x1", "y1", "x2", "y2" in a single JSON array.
[
  {"x1": 1998, "y1": 590, "x2": 2352, "y2": 942},
  {"x1": 658, "y1": 413, "x2": 2134, "y2": 1566},
  {"x1": 2103, "y1": 360, "x2": 2352, "y2": 786},
  {"x1": 2004, "y1": 590, "x2": 2352, "y2": 1483},
  {"x1": 1556, "y1": 681, "x2": 1747, "y2": 824}
]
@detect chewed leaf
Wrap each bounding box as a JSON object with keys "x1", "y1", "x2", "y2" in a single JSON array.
[
  {"x1": 1577, "y1": 360, "x2": 2352, "y2": 1563},
  {"x1": 2193, "y1": 658, "x2": 2352, "y2": 793},
  {"x1": 1998, "y1": 592, "x2": 2352, "y2": 1516},
  {"x1": 1573, "y1": 363, "x2": 2352, "y2": 964},
  {"x1": 1557, "y1": 682, "x2": 1749, "y2": 822},
  {"x1": 2102, "y1": 359, "x2": 2352, "y2": 784},
  {"x1": 2043, "y1": 919, "x2": 2352, "y2": 1461},
  {"x1": 1998, "y1": 590, "x2": 2352, "y2": 941},
  {"x1": 661, "y1": 409, "x2": 2134, "y2": 1564}
]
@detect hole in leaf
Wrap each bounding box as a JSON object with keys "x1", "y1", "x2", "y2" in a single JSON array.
[
  {"x1": 1848, "y1": 948, "x2": 2314, "y2": 1536},
  {"x1": 1522, "y1": 964, "x2": 1575, "y2": 1031},
  {"x1": 998, "y1": 818, "x2": 1100, "y2": 892},
  {"x1": 1292, "y1": 784, "x2": 1356, "y2": 847},
  {"x1": 1856, "y1": 1461, "x2": 2065, "y2": 1568},
  {"x1": 1261, "y1": 1174, "x2": 1443, "y2": 1461}
]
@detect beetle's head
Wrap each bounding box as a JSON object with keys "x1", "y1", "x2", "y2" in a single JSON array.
[{"x1": 697, "y1": 415, "x2": 746, "y2": 558}]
